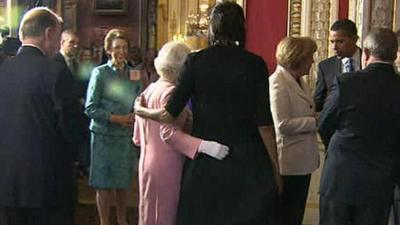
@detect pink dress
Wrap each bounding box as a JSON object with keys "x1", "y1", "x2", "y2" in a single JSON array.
[{"x1": 133, "y1": 79, "x2": 201, "y2": 225}]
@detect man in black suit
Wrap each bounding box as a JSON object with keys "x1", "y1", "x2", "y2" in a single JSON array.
[
  {"x1": 0, "y1": 7, "x2": 84, "y2": 225},
  {"x1": 54, "y1": 29, "x2": 84, "y2": 102},
  {"x1": 318, "y1": 28, "x2": 400, "y2": 225},
  {"x1": 54, "y1": 29, "x2": 80, "y2": 76},
  {"x1": 54, "y1": 30, "x2": 90, "y2": 175},
  {"x1": 314, "y1": 19, "x2": 361, "y2": 112}
]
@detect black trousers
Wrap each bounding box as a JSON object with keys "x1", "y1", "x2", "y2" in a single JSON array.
[
  {"x1": 394, "y1": 185, "x2": 400, "y2": 225},
  {"x1": 319, "y1": 195, "x2": 391, "y2": 225},
  {"x1": 0, "y1": 206, "x2": 74, "y2": 225},
  {"x1": 278, "y1": 174, "x2": 311, "y2": 225}
]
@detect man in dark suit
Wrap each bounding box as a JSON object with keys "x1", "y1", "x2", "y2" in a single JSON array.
[
  {"x1": 314, "y1": 19, "x2": 361, "y2": 112},
  {"x1": 54, "y1": 30, "x2": 80, "y2": 75},
  {"x1": 54, "y1": 30, "x2": 90, "y2": 175},
  {"x1": 0, "y1": 7, "x2": 84, "y2": 225},
  {"x1": 318, "y1": 28, "x2": 400, "y2": 225},
  {"x1": 54, "y1": 29, "x2": 84, "y2": 102}
]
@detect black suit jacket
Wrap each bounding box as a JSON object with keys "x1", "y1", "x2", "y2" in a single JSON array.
[
  {"x1": 314, "y1": 56, "x2": 341, "y2": 112},
  {"x1": 54, "y1": 52, "x2": 77, "y2": 74},
  {"x1": 54, "y1": 52, "x2": 86, "y2": 98},
  {"x1": 314, "y1": 48, "x2": 361, "y2": 112},
  {"x1": 318, "y1": 63, "x2": 400, "y2": 204},
  {"x1": 53, "y1": 52, "x2": 89, "y2": 157},
  {"x1": 0, "y1": 46, "x2": 82, "y2": 208}
]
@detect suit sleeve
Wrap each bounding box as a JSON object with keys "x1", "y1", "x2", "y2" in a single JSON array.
[
  {"x1": 85, "y1": 68, "x2": 111, "y2": 123},
  {"x1": 160, "y1": 87, "x2": 201, "y2": 159},
  {"x1": 53, "y1": 65, "x2": 88, "y2": 156},
  {"x1": 165, "y1": 54, "x2": 195, "y2": 118},
  {"x1": 314, "y1": 63, "x2": 327, "y2": 112},
  {"x1": 255, "y1": 57, "x2": 273, "y2": 126},
  {"x1": 269, "y1": 75, "x2": 317, "y2": 136},
  {"x1": 318, "y1": 75, "x2": 341, "y2": 147}
]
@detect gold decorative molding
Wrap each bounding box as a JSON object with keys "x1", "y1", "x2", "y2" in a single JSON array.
[
  {"x1": 308, "y1": 0, "x2": 330, "y2": 90},
  {"x1": 394, "y1": 0, "x2": 400, "y2": 30},
  {"x1": 288, "y1": 0, "x2": 302, "y2": 36},
  {"x1": 370, "y1": 0, "x2": 393, "y2": 29},
  {"x1": 350, "y1": 0, "x2": 395, "y2": 45},
  {"x1": 0, "y1": 0, "x2": 5, "y2": 26}
]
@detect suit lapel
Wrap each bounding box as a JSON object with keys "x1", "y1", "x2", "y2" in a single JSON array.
[
  {"x1": 332, "y1": 48, "x2": 362, "y2": 74},
  {"x1": 332, "y1": 56, "x2": 342, "y2": 75},
  {"x1": 278, "y1": 66, "x2": 313, "y2": 104}
]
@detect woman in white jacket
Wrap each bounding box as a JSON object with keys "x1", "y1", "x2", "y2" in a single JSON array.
[{"x1": 269, "y1": 36, "x2": 319, "y2": 225}]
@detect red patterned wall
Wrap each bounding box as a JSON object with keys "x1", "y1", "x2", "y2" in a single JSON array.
[
  {"x1": 339, "y1": 0, "x2": 349, "y2": 19},
  {"x1": 245, "y1": 0, "x2": 288, "y2": 74}
]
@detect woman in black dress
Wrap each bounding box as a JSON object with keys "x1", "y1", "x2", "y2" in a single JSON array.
[{"x1": 135, "y1": 2, "x2": 281, "y2": 225}]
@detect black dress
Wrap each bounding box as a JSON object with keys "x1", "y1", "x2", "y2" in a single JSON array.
[{"x1": 166, "y1": 45, "x2": 278, "y2": 225}]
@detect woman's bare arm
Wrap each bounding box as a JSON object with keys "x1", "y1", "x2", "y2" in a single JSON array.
[{"x1": 258, "y1": 125, "x2": 283, "y2": 194}]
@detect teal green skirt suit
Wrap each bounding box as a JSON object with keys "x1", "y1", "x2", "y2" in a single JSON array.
[{"x1": 85, "y1": 61, "x2": 142, "y2": 189}]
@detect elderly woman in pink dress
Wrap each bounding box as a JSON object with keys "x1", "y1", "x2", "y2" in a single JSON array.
[{"x1": 133, "y1": 41, "x2": 229, "y2": 225}]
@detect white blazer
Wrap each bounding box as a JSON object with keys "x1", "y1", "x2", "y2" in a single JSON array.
[{"x1": 269, "y1": 65, "x2": 320, "y2": 175}]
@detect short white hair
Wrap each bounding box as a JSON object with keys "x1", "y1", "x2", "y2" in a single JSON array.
[
  {"x1": 19, "y1": 7, "x2": 62, "y2": 40},
  {"x1": 154, "y1": 42, "x2": 190, "y2": 79}
]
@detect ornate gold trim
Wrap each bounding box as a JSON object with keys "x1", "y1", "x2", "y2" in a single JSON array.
[{"x1": 288, "y1": 0, "x2": 303, "y2": 36}]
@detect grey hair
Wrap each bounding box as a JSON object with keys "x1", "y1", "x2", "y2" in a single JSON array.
[
  {"x1": 363, "y1": 28, "x2": 397, "y2": 62},
  {"x1": 154, "y1": 42, "x2": 191, "y2": 79},
  {"x1": 19, "y1": 7, "x2": 62, "y2": 40}
]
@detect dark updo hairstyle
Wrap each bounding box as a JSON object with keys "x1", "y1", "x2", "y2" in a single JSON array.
[{"x1": 208, "y1": 1, "x2": 245, "y2": 48}]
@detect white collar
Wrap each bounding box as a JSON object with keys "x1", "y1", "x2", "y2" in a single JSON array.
[{"x1": 341, "y1": 48, "x2": 361, "y2": 72}]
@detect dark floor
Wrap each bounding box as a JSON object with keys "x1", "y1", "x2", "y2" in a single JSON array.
[
  {"x1": 75, "y1": 177, "x2": 139, "y2": 225},
  {"x1": 75, "y1": 204, "x2": 138, "y2": 225}
]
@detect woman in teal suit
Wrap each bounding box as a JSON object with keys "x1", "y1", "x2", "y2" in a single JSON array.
[{"x1": 85, "y1": 29, "x2": 142, "y2": 225}]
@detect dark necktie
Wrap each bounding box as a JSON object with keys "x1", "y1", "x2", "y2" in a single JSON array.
[{"x1": 67, "y1": 57, "x2": 78, "y2": 76}]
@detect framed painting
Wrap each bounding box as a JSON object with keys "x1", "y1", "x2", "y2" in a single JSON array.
[
  {"x1": 92, "y1": 0, "x2": 128, "y2": 15},
  {"x1": 63, "y1": 1, "x2": 78, "y2": 31}
]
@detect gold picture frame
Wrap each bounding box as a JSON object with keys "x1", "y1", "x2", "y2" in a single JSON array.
[
  {"x1": 92, "y1": 0, "x2": 128, "y2": 15},
  {"x1": 394, "y1": 0, "x2": 400, "y2": 31}
]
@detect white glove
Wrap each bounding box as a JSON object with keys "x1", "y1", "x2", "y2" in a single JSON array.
[{"x1": 198, "y1": 140, "x2": 229, "y2": 160}]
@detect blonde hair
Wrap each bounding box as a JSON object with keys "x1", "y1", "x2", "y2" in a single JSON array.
[
  {"x1": 154, "y1": 42, "x2": 190, "y2": 80},
  {"x1": 276, "y1": 36, "x2": 317, "y2": 69},
  {"x1": 19, "y1": 7, "x2": 62, "y2": 40},
  {"x1": 104, "y1": 29, "x2": 129, "y2": 52}
]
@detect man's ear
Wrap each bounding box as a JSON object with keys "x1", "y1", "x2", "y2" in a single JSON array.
[
  {"x1": 352, "y1": 35, "x2": 359, "y2": 44},
  {"x1": 44, "y1": 26, "x2": 55, "y2": 43},
  {"x1": 361, "y1": 48, "x2": 371, "y2": 69},
  {"x1": 363, "y1": 48, "x2": 370, "y2": 60}
]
